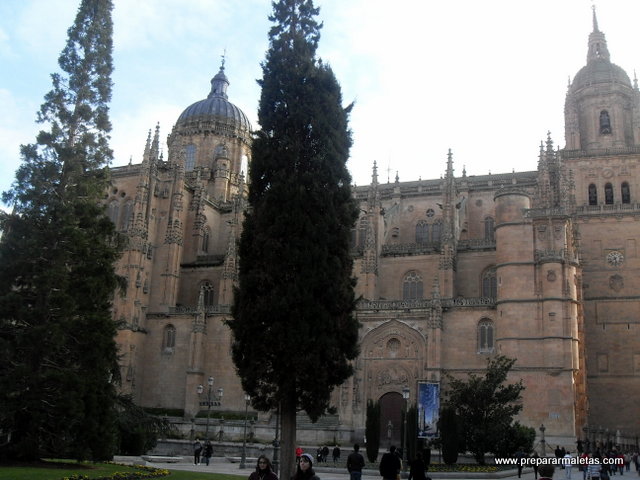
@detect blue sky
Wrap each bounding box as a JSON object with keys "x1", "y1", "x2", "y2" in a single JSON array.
[{"x1": 1, "y1": 0, "x2": 640, "y2": 206}]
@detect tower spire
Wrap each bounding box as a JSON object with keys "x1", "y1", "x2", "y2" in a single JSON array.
[
  {"x1": 209, "y1": 53, "x2": 229, "y2": 100},
  {"x1": 587, "y1": 5, "x2": 610, "y2": 63}
]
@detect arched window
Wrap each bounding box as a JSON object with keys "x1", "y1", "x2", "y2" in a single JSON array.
[
  {"x1": 240, "y1": 153, "x2": 249, "y2": 177},
  {"x1": 478, "y1": 319, "x2": 495, "y2": 353},
  {"x1": 621, "y1": 182, "x2": 631, "y2": 204},
  {"x1": 605, "y1": 182, "x2": 614, "y2": 205},
  {"x1": 416, "y1": 221, "x2": 429, "y2": 244},
  {"x1": 107, "y1": 200, "x2": 119, "y2": 224},
  {"x1": 119, "y1": 200, "x2": 133, "y2": 230},
  {"x1": 431, "y1": 221, "x2": 442, "y2": 242},
  {"x1": 600, "y1": 110, "x2": 611, "y2": 134},
  {"x1": 202, "y1": 227, "x2": 210, "y2": 253},
  {"x1": 162, "y1": 324, "x2": 176, "y2": 353},
  {"x1": 185, "y1": 144, "x2": 196, "y2": 171},
  {"x1": 482, "y1": 267, "x2": 497, "y2": 298},
  {"x1": 201, "y1": 281, "x2": 215, "y2": 307},
  {"x1": 484, "y1": 217, "x2": 495, "y2": 242},
  {"x1": 588, "y1": 184, "x2": 598, "y2": 206},
  {"x1": 350, "y1": 228, "x2": 357, "y2": 249},
  {"x1": 402, "y1": 271, "x2": 423, "y2": 300},
  {"x1": 214, "y1": 143, "x2": 229, "y2": 158}
]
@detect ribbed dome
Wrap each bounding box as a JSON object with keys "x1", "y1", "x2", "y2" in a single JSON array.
[
  {"x1": 570, "y1": 10, "x2": 632, "y2": 94},
  {"x1": 176, "y1": 66, "x2": 252, "y2": 132},
  {"x1": 570, "y1": 59, "x2": 631, "y2": 93}
]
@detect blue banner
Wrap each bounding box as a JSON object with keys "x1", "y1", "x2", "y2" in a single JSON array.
[{"x1": 417, "y1": 382, "x2": 440, "y2": 439}]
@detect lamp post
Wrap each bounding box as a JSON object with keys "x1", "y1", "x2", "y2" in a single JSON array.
[
  {"x1": 196, "y1": 376, "x2": 223, "y2": 440},
  {"x1": 240, "y1": 393, "x2": 251, "y2": 469},
  {"x1": 540, "y1": 424, "x2": 546, "y2": 457},
  {"x1": 272, "y1": 402, "x2": 281, "y2": 475},
  {"x1": 402, "y1": 386, "x2": 410, "y2": 470}
]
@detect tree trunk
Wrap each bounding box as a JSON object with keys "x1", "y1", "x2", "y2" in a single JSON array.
[{"x1": 280, "y1": 394, "x2": 297, "y2": 480}]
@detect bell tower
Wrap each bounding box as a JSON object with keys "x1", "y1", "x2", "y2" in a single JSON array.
[{"x1": 564, "y1": 7, "x2": 640, "y2": 151}]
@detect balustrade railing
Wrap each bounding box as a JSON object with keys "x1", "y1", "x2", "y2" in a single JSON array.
[
  {"x1": 167, "y1": 305, "x2": 231, "y2": 315},
  {"x1": 575, "y1": 203, "x2": 640, "y2": 214},
  {"x1": 457, "y1": 238, "x2": 496, "y2": 250},
  {"x1": 357, "y1": 297, "x2": 496, "y2": 310},
  {"x1": 535, "y1": 248, "x2": 577, "y2": 263},
  {"x1": 381, "y1": 242, "x2": 440, "y2": 256}
]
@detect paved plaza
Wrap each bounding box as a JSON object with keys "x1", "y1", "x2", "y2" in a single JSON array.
[{"x1": 116, "y1": 455, "x2": 536, "y2": 480}]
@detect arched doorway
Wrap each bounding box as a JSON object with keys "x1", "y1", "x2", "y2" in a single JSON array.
[{"x1": 380, "y1": 392, "x2": 403, "y2": 449}]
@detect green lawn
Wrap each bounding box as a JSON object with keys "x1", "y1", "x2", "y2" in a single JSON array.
[{"x1": 0, "y1": 460, "x2": 245, "y2": 480}]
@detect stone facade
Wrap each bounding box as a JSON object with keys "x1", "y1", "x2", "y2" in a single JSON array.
[{"x1": 110, "y1": 12, "x2": 640, "y2": 450}]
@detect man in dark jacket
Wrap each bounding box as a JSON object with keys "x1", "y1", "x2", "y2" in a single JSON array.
[
  {"x1": 380, "y1": 446, "x2": 401, "y2": 480},
  {"x1": 347, "y1": 444, "x2": 366, "y2": 480},
  {"x1": 408, "y1": 452, "x2": 427, "y2": 480}
]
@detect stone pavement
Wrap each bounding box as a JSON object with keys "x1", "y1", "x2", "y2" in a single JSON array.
[{"x1": 115, "y1": 456, "x2": 532, "y2": 480}]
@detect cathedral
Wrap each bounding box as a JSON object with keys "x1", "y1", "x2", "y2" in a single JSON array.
[{"x1": 108, "y1": 10, "x2": 639, "y2": 450}]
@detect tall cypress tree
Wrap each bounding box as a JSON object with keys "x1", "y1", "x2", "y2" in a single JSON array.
[
  {"x1": 228, "y1": 0, "x2": 359, "y2": 477},
  {"x1": 0, "y1": 0, "x2": 122, "y2": 461}
]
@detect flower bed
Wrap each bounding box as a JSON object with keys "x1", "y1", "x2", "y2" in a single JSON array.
[
  {"x1": 61, "y1": 464, "x2": 169, "y2": 480},
  {"x1": 427, "y1": 464, "x2": 509, "y2": 473}
]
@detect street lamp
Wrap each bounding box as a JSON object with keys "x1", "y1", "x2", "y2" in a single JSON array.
[
  {"x1": 402, "y1": 386, "x2": 410, "y2": 469},
  {"x1": 240, "y1": 393, "x2": 251, "y2": 469},
  {"x1": 197, "y1": 376, "x2": 223, "y2": 440},
  {"x1": 272, "y1": 403, "x2": 281, "y2": 475},
  {"x1": 540, "y1": 424, "x2": 546, "y2": 457}
]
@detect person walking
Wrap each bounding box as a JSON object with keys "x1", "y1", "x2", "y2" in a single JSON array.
[
  {"x1": 203, "y1": 439, "x2": 213, "y2": 466},
  {"x1": 408, "y1": 452, "x2": 427, "y2": 480},
  {"x1": 379, "y1": 446, "x2": 401, "y2": 480},
  {"x1": 586, "y1": 455, "x2": 602, "y2": 480},
  {"x1": 564, "y1": 451, "x2": 574, "y2": 480},
  {"x1": 347, "y1": 444, "x2": 366, "y2": 480},
  {"x1": 292, "y1": 453, "x2": 320, "y2": 480},
  {"x1": 531, "y1": 452, "x2": 540, "y2": 480},
  {"x1": 515, "y1": 448, "x2": 526, "y2": 478},
  {"x1": 322, "y1": 446, "x2": 330, "y2": 463},
  {"x1": 333, "y1": 446, "x2": 341, "y2": 464},
  {"x1": 248, "y1": 455, "x2": 279, "y2": 480},
  {"x1": 193, "y1": 438, "x2": 203, "y2": 465}
]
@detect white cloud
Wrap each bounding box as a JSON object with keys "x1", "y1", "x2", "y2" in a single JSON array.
[{"x1": 3, "y1": 0, "x2": 640, "y2": 198}]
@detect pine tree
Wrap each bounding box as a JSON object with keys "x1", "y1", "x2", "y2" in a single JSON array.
[
  {"x1": 228, "y1": 0, "x2": 359, "y2": 477},
  {"x1": 439, "y1": 405, "x2": 460, "y2": 465},
  {"x1": 0, "y1": 0, "x2": 122, "y2": 461},
  {"x1": 444, "y1": 356, "x2": 525, "y2": 465},
  {"x1": 365, "y1": 399, "x2": 381, "y2": 463}
]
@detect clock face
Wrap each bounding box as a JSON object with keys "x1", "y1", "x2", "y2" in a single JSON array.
[{"x1": 606, "y1": 251, "x2": 625, "y2": 267}]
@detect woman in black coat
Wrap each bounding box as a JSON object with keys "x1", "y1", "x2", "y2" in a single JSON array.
[
  {"x1": 248, "y1": 455, "x2": 279, "y2": 480},
  {"x1": 291, "y1": 453, "x2": 320, "y2": 480}
]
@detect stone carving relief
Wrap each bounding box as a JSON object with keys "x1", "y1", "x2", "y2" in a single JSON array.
[
  {"x1": 547, "y1": 270, "x2": 557, "y2": 282},
  {"x1": 360, "y1": 319, "x2": 428, "y2": 403},
  {"x1": 609, "y1": 275, "x2": 624, "y2": 292},
  {"x1": 554, "y1": 226, "x2": 563, "y2": 240},
  {"x1": 376, "y1": 366, "x2": 409, "y2": 387},
  {"x1": 537, "y1": 226, "x2": 547, "y2": 241}
]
